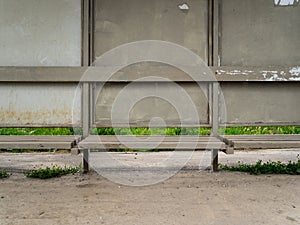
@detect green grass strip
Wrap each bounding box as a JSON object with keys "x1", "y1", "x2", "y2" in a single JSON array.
[
  {"x1": 0, "y1": 126, "x2": 299, "y2": 136},
  {"x1": 0, "y1": 128, "x2": 76, "y2": 136},
  {"x1": 220, "y1": 160, "x2": 300, "y2": 175},
  {"x1": 90, "y1": 127, "x2": 210, "y2": 135},
  {"x1": 222, "y1": 126, "x2": 300, "y2": 135}
]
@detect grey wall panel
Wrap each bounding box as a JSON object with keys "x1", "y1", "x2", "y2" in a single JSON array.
[
  {"x1": 94, "y1": 0, "x2": 208, "y2": 63},
  {"x1": 221, "y1": 0, "x2": 300, "y2": 66},
  {"x1": 0, "y1": 84, "x2": 81, "y2": 126},
  {"x1": 0, "y1": 0, "x2": 81, "y2": 66},
  {"x1": 93, "y1": 0, "x2": 209, "y2": 128},
  {"x1": 95, "y1": 82, "x2": 209, "y2": 127},
  {"x1": 220, "y1": 83, "x2": 300, "y2": 125}
]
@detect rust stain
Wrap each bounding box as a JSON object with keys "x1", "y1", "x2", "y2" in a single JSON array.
[{"x1": 0, "y1": 109, "x2": 78, "y2": 125}]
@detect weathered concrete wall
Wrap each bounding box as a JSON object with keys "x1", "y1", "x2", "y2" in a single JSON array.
[
  {"x1": 1, "y1": 0, "x2": 299, "y2": 129},
  {"x1": 93, "y1": 0, "x2": 209, "y2": 127},
  {"x1": 0, "y1": 84, "x2": 81, "y2": 126},
  {"x1": 221, "y1": 0, "x2": 300, "y2": 66},
  {"x1": 0, "y1": 0, "x2": 81, "y2": 66},
  {"x1": 220, "y1": 83, "x2": 300, "y2": 125},
  {"x1": 0, "y1": 0, "x2": 82, "y2": 126},
  {"x1": 94, "y1": 0, "x2": 208, "y2": 62},
  {"x1": 219, "y1": 0, "x2": 300, "y2": 125}
]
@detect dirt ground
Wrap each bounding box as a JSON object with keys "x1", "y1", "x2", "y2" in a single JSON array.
[{"x1": 0, "y1": 150, "x2": 300, "y2": 225}]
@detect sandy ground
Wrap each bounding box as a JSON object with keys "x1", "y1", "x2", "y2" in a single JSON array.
[{"x1": 0, "y1": 150, "x2": 300, "y2": 225}]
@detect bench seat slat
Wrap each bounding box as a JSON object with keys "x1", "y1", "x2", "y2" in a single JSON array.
[
  {"x1": 0, "y1": 135, "x2": 81, "y2": 142},
  {"x1": 223, "y1": 135, "x2": 300, "y2": 149},
  {"x1": 79, "y1": 135, "x2": 226, "y2": 150},
  {"x1": 79, "y1": 142, "x2": 226, "y2": 150},
  {"x1": 0, "y1": 135, "x2": 81, "y2": 149},
  {"x1": 83, "y1": 135, "x2": 220, "y2": 142},
  {"x1": 232, "y1": 141, "x2": 300, "y2": 149},
  {"x1": 223, "y1": 134, "x2": 300, "y2": 141},
  {"x1": 0, "y1": 142, "x2": 74, "y2": 150}
]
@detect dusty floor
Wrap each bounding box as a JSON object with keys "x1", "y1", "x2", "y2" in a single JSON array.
[{"x1": 0, "y1": 150, "x2": 299, "y2": 225}]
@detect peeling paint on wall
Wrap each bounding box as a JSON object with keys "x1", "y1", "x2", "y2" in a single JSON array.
[
  {"x1": 274, "y1": 0, "x2": 299, "y2": 6},
  {"x1": 216, "y1": 70, "x2": 253, "y2": 76},
  {"x1": 178, "y1": 3, "x2": 189, "y2": 12},
  {"x1": 264, "y1": 73, "x2": 287, "y2": 81},
  {"x1": 216, "y1": 67, "x2": 300, "y2": 81},
  {"x1": 289, "y1": 67, "x2": 300, "y2": 76},
  {"x1": 289, "y1": 67, "x2": 300, "y2": 80},
  {"x1": 289, "y1": 77, "x2": 300, "y2": 81},
  {"x1": 261, "y1": 71, "x2": 281, "y2": 79}
]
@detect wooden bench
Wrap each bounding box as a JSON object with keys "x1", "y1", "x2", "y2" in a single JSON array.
[
  {"x1": 79, "y1": 135, "x2": 226, "y2": 149},
  {"x1": 76, "y1": 69, "x2": 229, "y2": 173},
  {"x1": 222, "y1": 134, "x2": 300, "y2": 150},
  {"x1": 0, "y1": 135, "x2": 81, "y2": 150},
  {"x1": 78, "y1": 135, "x2": 228, "y2": 172}
]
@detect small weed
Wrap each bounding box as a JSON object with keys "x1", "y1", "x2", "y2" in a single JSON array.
[
  {"x1": 220, "y1": 160, "x2": 300, "y2": 175},
  {"x1": 25, "y1": 165, "x2": 81, "y2": 179},
  {"x1": 0, "y1": 170, "x2": 10, "y2": 179}
]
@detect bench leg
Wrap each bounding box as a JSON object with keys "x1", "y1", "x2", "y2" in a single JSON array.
[
  {"x1": 211, "y1": 149, "x2": 219, "y2": 172},
  {"x1": 82, "y1": 148, "x2": 90, "y2": 173}
]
